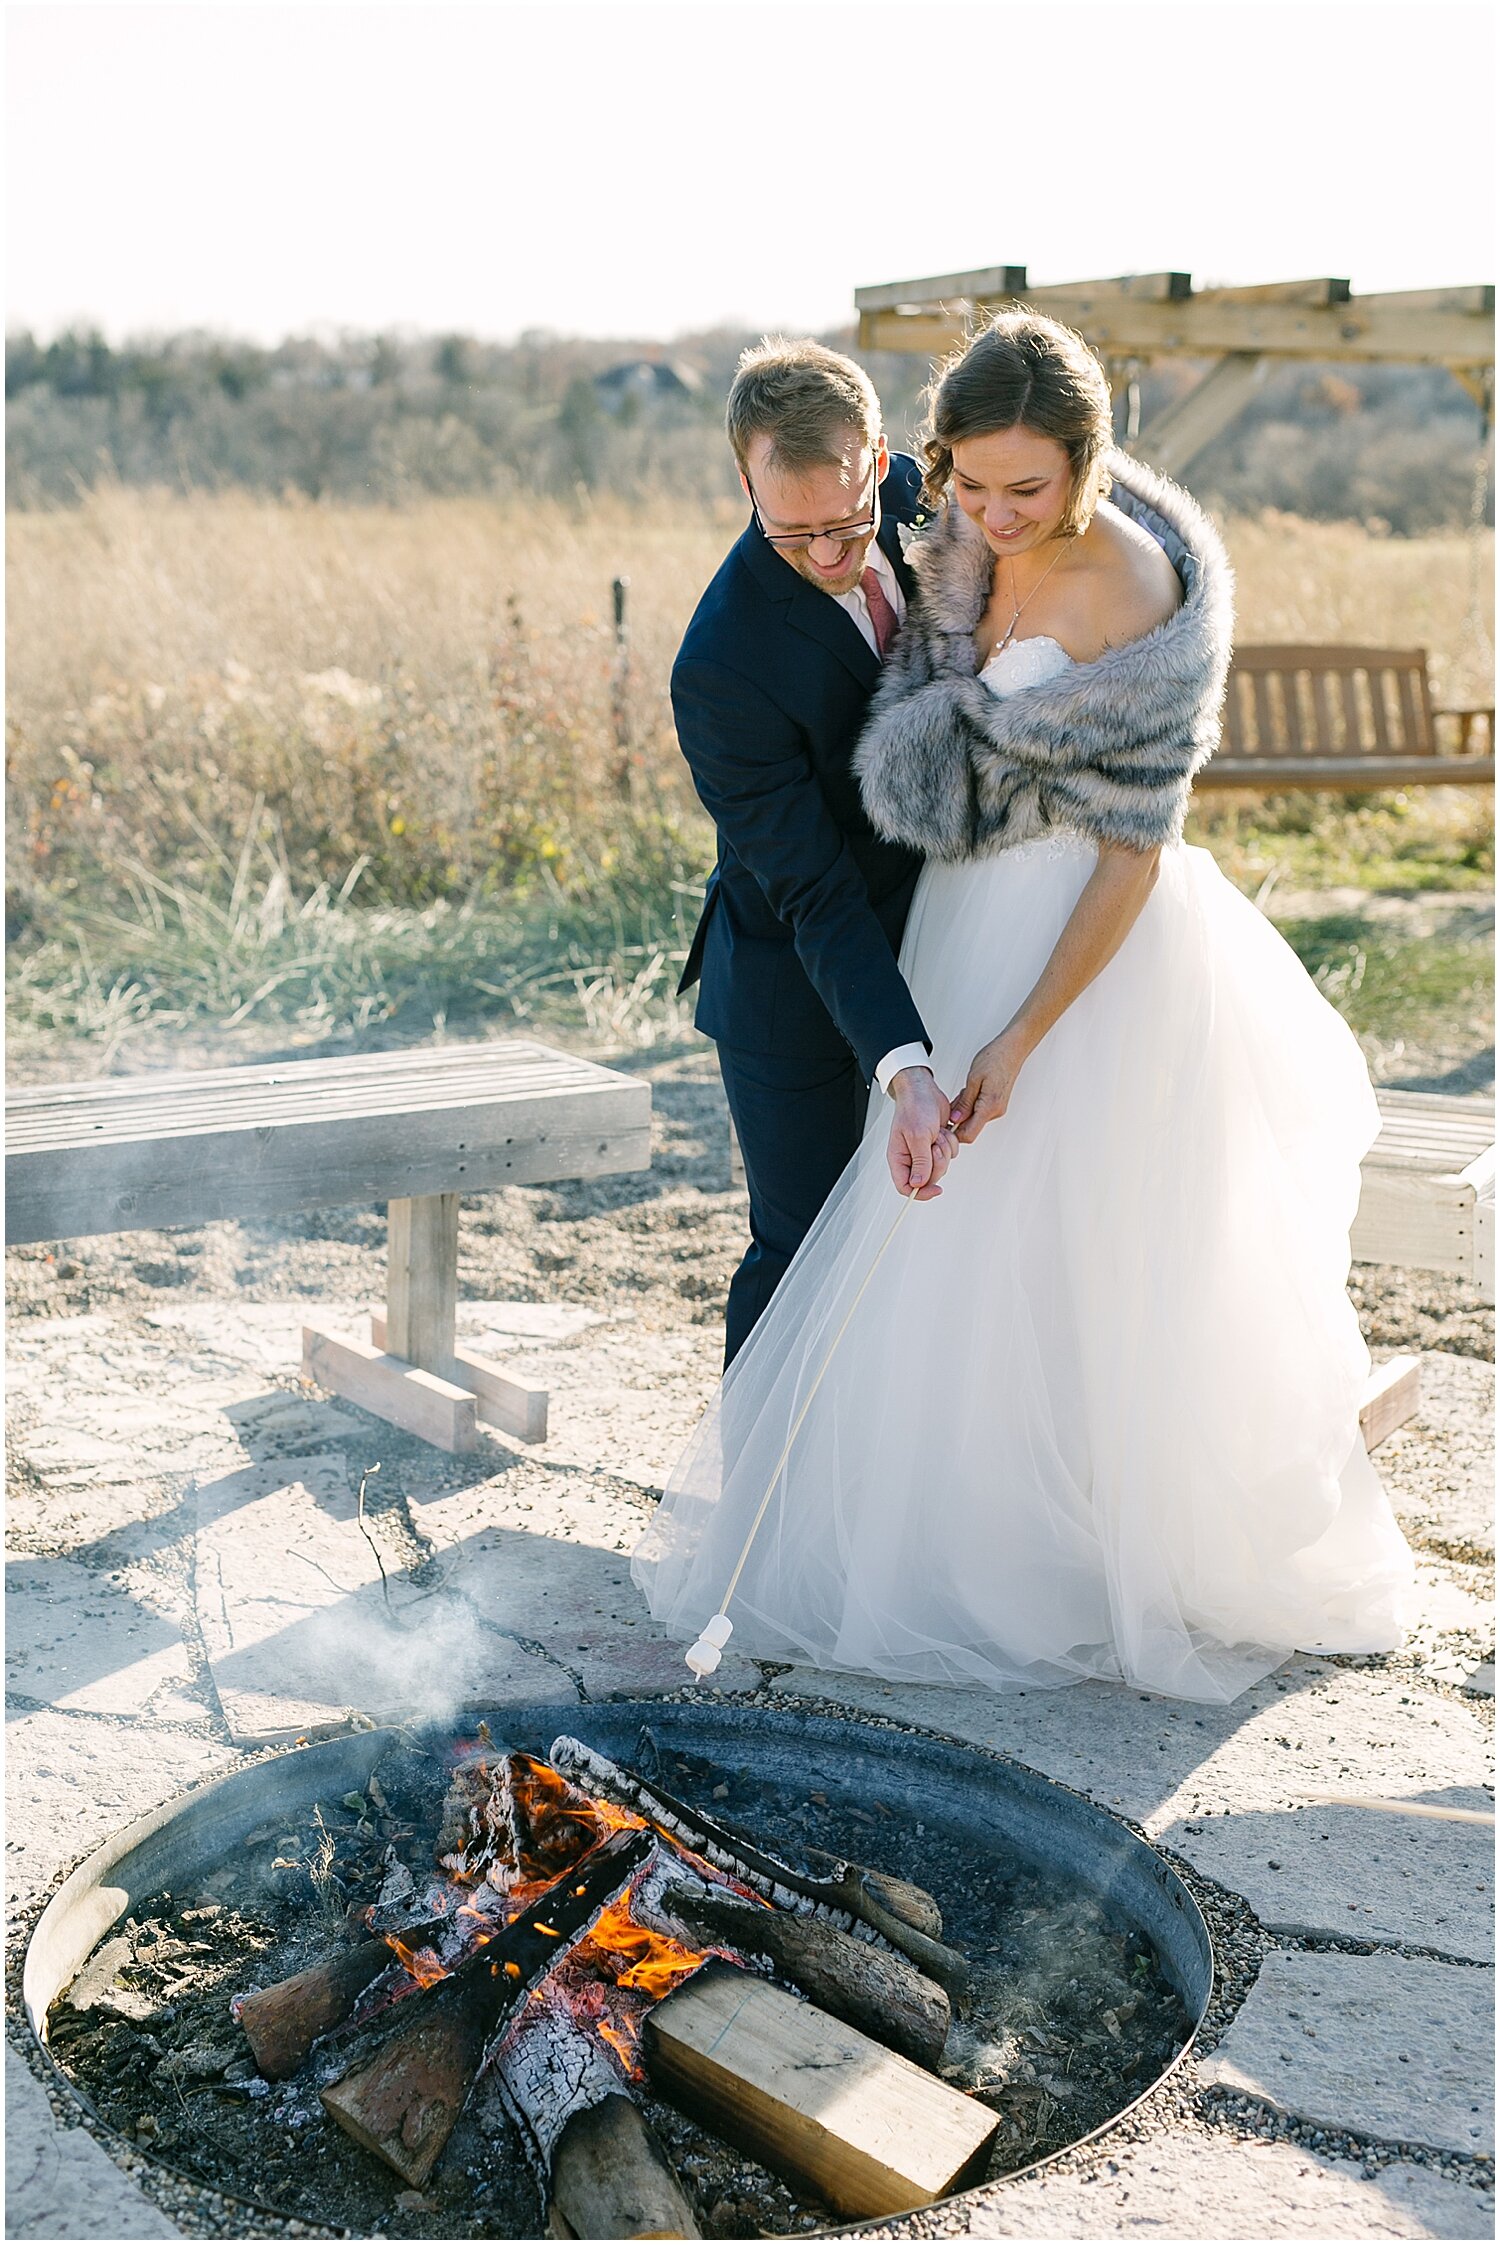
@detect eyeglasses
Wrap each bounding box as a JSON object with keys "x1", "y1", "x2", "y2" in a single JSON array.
[{"x1": 747, "y1": 458, "x2": 880, "y2": 553}]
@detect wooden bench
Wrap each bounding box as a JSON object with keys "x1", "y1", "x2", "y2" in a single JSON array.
[
  {"x1": 1197, "y1": 645, "x2": 1495, "y2": 789},
  {"x1": 6, "y1": 1040, "x2": 652, "y2": 1454},
  {"x1": 1351, "y1": 1086, "x2": 1495, "y2": 1446},
  {"x1": 1354, "y1": 1087, "x2": 1495, "y2": 1299}
]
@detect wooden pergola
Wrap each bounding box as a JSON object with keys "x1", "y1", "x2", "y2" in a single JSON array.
[{"x1": 855, "y1": 270, "x2": 1495, "y2": 475}]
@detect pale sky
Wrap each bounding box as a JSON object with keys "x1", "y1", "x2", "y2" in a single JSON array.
[{"x1": 6, "y1": 1, "x2": 1495, "y2": 345}]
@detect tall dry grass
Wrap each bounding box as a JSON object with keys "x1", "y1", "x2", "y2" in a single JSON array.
[{"x1": 5, "y1": 488, "x2": 1492, "y2": 1056}]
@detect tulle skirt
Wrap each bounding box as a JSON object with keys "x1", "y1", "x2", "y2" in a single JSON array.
[{"x1": 633, "y1": 835, "x2": 1416, "y2": 1703}]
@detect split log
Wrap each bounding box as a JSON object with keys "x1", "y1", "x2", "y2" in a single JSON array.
[
  {"x1": 236, "y1": 1938, "x2": 395, "y2": 2080},
  {"x1": 320, "y1": 1949, "x2": 504, "y2": 2188},
  {"x1": 645, "y1": 1963, "x2": 998, "y2": 2221},
  {"x1": 321, "y1": 1828, "x2": 652, "y2": 2187},
  {"x1": 649, "y1": 1880, "x2": 949, "y2": 2069},
  {"x1": 549, "y1": 1738, "x2": 969, "y2": 2000},
  {"x1": 497, "y1": 1996, "x2": 699, "y2": 2239}
]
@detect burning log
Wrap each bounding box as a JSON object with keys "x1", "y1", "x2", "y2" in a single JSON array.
[
  {"x1": 320, "y1": 1828, "x2": 652, "y2": 2188},
  {"x1": 438, "y1": 1751, "x2": 622, "y2": 1890},
  {"x1": 548, "y1": 2097, "x2": 700, "y2": 2241},
  {"x1": 236, "y1": 1937, "x2": 395, "y2": 2080},
  {"x1": 646, "y1": 1880, "x2": 949, "y2": 2069},
  {"x1": 644, "y1": 1963, "x2": 999, "y2": 2221},
  {"x1": 497, "y1": 1997, "x2": 700, "y2": 2240},
  {"x1": 549, "y1": 1737, "x2": 969, "y2": 2000}
]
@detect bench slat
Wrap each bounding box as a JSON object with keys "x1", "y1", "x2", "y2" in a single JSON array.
[{"x1": 5, "y1": 1040, "x2": 651, "y2": 1243}]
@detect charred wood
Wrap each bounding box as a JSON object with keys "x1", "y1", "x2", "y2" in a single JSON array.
[
  {"x1": 496, "y1": 2001, "x2": 699, "y2": 2240},
  {"x1": 236, "y1": 1938, "x2": 396, "y2": 2080},
  {"x1": 320, "y1": 1828, "x2": 651, "y2": 2187},
  {"x1": 548, "y1": 1738, "x2": 969, "y2": 2001},
  {"x1": 648, "y1": 1880, "x2": 949, "y2": 2068}
]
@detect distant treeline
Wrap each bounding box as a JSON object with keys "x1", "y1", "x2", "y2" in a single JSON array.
[{"x1": 5, "y1": 323, "x2": 1491, "y2": 532}]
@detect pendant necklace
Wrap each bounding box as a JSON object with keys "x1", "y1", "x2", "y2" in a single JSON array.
[{"x1": 992, "y1": 541, "x2": 1068, "y2": 657}]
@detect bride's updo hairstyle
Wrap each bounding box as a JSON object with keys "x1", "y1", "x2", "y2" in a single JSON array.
[{"x1": 921, "y1": 311, "x2": 1114, "y2": 536}]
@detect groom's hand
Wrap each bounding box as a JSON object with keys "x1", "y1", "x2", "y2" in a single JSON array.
[{"x1": 887, "y1": 1066, "x2": 956, "y2": 1199}]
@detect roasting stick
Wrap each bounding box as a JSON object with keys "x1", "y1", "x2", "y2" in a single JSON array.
[
  {"x1": 1305, "y1": 1793, "x2": 1495, "y2": 1826},
  {"x1": 686, "y1": 1182, "x2": 925, "y2": 1678}
]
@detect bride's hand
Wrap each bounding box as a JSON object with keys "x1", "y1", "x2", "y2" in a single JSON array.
[{"x1": 949, "y1": 1027, "x2": 1032, "y2": 1144}]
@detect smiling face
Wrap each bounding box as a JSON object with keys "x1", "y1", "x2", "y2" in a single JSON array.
[
  {"x1": 950, "y1": 427, "x2": 1074, "y2": 559},
  {"x1": 742, "y1": 427, "x2": 889, "y2": 597}
]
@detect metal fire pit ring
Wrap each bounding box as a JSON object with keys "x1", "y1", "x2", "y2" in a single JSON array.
[{"x1": 24, "y1": 1699, "x2": 1213, "y2": 2236}]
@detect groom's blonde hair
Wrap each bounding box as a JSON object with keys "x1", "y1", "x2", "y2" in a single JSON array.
[{"x1": 726, "y1": 338, "x2": 881, "y2": 479}]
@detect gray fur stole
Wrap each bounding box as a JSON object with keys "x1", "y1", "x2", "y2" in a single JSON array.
[{"x1": 854, "y1": 452, "x2": 1235, "y2": 859}]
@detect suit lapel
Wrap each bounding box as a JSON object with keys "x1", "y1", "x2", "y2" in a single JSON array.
[
  {"x1": 786, "y1": 576, "x2": 880, "y2": 689},
  {"x1": 742, "y1": 513, "x2": 880, "y2": 689}
]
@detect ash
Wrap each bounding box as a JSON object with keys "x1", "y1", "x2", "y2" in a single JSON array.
[{"x1": 47, "y1": 1732, "x2": 1188, "y2": 2239}]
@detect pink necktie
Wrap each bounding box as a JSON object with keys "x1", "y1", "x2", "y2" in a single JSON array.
[{"x1": 861, "y1": 566, "x2": 898, "y2": 658}]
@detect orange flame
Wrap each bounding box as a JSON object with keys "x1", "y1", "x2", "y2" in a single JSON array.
[
  {"x1": 574, "y1": 1893, "x2": 710, "y2": 2005},
  {"x1": 385, "y1": 1935, "x2": 447, "y2": 1989}
]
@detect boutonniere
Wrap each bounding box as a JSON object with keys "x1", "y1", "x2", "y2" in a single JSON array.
[{"x1": 896, "y1": 512, "x2": 932, "y2": 562}]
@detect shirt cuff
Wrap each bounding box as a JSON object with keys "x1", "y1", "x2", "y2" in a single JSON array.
[{"x1": 875, "y1": 1042, "x2": 933, "y2": 1097}]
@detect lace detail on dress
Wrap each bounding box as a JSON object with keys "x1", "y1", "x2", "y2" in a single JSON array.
[{"x1": 979, "y1": 633, "x2": 1075, "y2": 698}]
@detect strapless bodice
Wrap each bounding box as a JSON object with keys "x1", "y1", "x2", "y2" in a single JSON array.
[{"x1": 979, "y1": 633, "x2": 1075, "y2": 698}]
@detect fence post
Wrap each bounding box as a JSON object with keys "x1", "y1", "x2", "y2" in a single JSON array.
[{"x1": 611, "y1": 574, "x2": 632, "y2": 797}]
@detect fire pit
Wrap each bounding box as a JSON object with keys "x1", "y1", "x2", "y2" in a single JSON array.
[{"x1": 25, "y1": 1701, "x2": 1211, "y2": 2239}]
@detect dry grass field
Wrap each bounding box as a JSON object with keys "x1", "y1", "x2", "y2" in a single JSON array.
[{"x1": 5, "y1": 488, "x2": 1493, "y2": 1066}]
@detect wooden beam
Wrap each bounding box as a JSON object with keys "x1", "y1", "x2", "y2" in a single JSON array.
[
  {"x1": 1202, "y1": 279, "x2": 1351, "y2": 307},
  {"x1": 1131, "y1": 352, "x2": 1268, "y2": 477},
  {"x1": 644, "y1": 1965, "x2": 998, "y2": 2220},
  {"x1": 858, "y1": 294, "x2": 1496, "y2": 367},
  {"x1": 371, "y1": 1313, "x2": 549, "y2": 1443},
  {"x1": 854, "y1": 266, "x2": 1027, "y2": 313},
  {"x1": 1022, "y1": 271, "x2": 1194, "y2": 306},
  {"x1": 302, "y1": 1321, "x2": 478, "y2": 1452},
  {"x1": 1195, "y1": 754, "x2": 1495, "y2": 789},
  {"x1": 1352, "y1": 285, "x2": 1495, "y2": 315}
]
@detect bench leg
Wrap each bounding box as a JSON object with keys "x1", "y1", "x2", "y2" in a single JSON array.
[
  {"x1": 303, "y1": 1192, "x2": 551, "y2": 1453},
  {"x1": 387, "y1": 1193, "x2": 459, "y2": 1369},
  {"x1": 1359, "y1": 1354, "x2": 1421, "y2": 1451}
]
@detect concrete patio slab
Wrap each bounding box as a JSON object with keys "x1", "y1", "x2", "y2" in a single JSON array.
[
  {"x1": 6, "y1": 2049, "x2": 182, "y2": 2239},
  {"x1": 437, "y1": 1522, "x2": 760, "y2": 1700},
  {"x1": 784, "y1": 1660, "x2": 1494, "y2": 1957},
  {"x1": 5, "y1": 1558, "x2": 196, "y2": 1720},
  {"x1": 967, "y1": 2129, "x2": 1496, "y2": 2239},
  {"x1": 193, "y1": 1454, "x2": 566, "y2": 1740},
  {"x1": 1381, "y1": 1352, "x2": 1494, "y2": 1562},
  {"x1": 1199, "y1": 1951, "x2": 1494, "y2": 2157},
  {"x1": 5, "y1": 1708, "x2": 233, "y2": 1908}
]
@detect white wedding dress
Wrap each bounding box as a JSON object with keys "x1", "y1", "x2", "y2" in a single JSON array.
[{"x1": 634, "y1": 634, "x2": 1416, "y2": 1703}]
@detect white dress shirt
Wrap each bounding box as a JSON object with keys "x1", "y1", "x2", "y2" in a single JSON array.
[
  {"x1": 839, "y1": 543, "x2": 931, "y2": 1095},
  {"x1": 834, "y1": 536, "x2": 906, "y2": 655}
]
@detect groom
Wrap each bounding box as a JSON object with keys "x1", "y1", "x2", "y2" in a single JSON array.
[{"x1": 674, "y1": 339, "x2": 954, "y2": 1363}]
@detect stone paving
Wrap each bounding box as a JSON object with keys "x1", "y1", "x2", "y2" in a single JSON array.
[{"x1": 5, "y1": 1301, "x2": 1494, "y2": 2241}]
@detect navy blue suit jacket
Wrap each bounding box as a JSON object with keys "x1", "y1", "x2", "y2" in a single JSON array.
[{"x1": 674, "y1": 454, "x2": 932, "y2": 1082}]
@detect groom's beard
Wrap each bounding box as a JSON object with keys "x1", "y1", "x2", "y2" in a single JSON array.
[{"x1": 774, "y1": 527, "x2": 878, "y2": 599}]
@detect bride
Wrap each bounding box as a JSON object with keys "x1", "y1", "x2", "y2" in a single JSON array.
[{"x1": 633, "y1": 311, "x2": 1415, "y2": 1705}]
